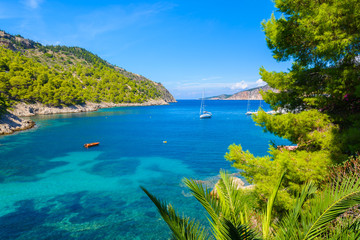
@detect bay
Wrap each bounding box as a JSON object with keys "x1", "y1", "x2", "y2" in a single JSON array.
[{"x1": 0, "y1": 100, "x2": 289, "y2": 239}]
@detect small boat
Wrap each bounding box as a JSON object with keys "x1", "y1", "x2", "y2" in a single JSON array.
[
  {"x1": 245, "y1": 98, "x2": 261, "y2": 115},
  {"x1": 84, "y1": 142, "x2": 100, "y2": 148},
  {"x1": 200, "y1": 91, "x2": 212, "y2": 119},
  {"x1": 200, "y1": 111, "x2": 212, "y2": 119},
  {"x1": 245, "y1": 111, "x2": 257, "y2": 115},
  {"x1": 266, "y1": 110, "x2": 277, "y2": 115}
]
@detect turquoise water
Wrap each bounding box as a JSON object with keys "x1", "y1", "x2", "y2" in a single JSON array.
[{"x1": 0, "y1": 100, "x2": 289, "y2": 239}]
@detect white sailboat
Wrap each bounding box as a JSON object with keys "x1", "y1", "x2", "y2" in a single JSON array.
[
  {"x1": 200, "y1": 92, "x2": 212, "y2": 119},
  {"x1": 245, "y1": 96, "x2": 258, "y2": 115}
]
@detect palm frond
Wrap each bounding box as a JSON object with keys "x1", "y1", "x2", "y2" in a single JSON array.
[
  {"x1": 349, "y1": 219, "x2": 360, "y2": 239},
  {"x1": 141, "y1": 186, "x2": 210, "y2": 240},
  {"x1": 217, "y1": 218, "x2": 260, "y2": 240},
  {"x1": 216, "y1": 171, "x2": 250, "y2": 226},
  {"x1": 302, "y1": 175, "x2": 360, "y2": 240},
  {"x1": 262, "y1": 170, "x2": 286, "y2": 239},
  {"x1": 183, "y1": 178, "x2": 221, "y2": 225},
  {"x1": 275, "y1": 182, "x2": 317, "y2": 240},
  {"x1": 328, "y1": 218, "x2": 360, "y2": 240}
]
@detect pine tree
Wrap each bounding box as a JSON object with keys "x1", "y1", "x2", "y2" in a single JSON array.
[{"x1": 226, "y1": 0, "x2": 360, "y2": 210}]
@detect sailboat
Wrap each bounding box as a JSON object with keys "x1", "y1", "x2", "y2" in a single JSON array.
[
  {"x1": 245, "y1": 96, "x2": 258, "y2": 115},
  {"x1": 200, "y1": 92, "x2": 212, "y2": 119}
]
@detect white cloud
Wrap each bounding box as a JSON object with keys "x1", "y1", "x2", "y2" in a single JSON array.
[
  {"x1": 255, "y1": 78, "x2": 266, "y2": 87},
  {"x1": 23, "y1": 0, "x2": 43, "y2": 9},
  {"x1": 172, "y1": 80, "x2": 249, "y2": 92},
  {"x1": 169, "y1": 80, "x2": 254, "y2": 99},
  {"x1": 201, "y1": 76, "x2": 222, "y2": 81},
  {"x1": 230, "y1": 81, "x2": 248, "y2": 90}
]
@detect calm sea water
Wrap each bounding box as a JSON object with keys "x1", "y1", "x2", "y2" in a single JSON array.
[{"x1": 0, "y1": 100, "x2": 289, "y2": 239}]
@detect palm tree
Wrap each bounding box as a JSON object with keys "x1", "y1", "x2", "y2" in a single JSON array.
[{"x1": 141, "y1": 170, "x2": 360, "y2": 240}]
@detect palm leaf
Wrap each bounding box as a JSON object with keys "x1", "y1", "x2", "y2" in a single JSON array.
[
  {"x1": 184, "y1": 172, "x2": 255, "y2": 239},
  {"x1": 303, "y1": 175, "x2": 360, "y2": 240},
  {"x1": 275, "y1": 182, "x2": 317, "y2": 240},
  {"x1": 349, "y1": 219, "x2": 360, "y2": 239},
  {"x1": 141, "y1": 186, "x2": 210, "y2": 240},
  {"x1": 262, "y1": 170, "x2": 286, "y2": 239},
  {"x1": 214, "y1": 171, "x2": 250, "y2": 227},
  {"x1": 327, "y1": 218, "x2": 360, "y2": 240},
  {"x1": 183, "y1": 178, "x2": 221, "y2": 225},
  {"x1": 217, "y1": 218, "x2": 260, "y2": 240}
]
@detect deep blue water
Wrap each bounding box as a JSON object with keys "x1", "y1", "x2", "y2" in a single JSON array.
[{"x1": 0, "y1": 100, "x2": 289, "y2": 239}]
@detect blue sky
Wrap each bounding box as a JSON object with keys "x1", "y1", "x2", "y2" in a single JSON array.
[{"x1": 0, "y1": 0, "x2": 291, "y2": 99}]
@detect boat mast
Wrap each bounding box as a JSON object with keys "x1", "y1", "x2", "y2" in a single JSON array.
[
  {"x1": 247, "y1": 92, "x2": 250, "y2": 112},
  {"x1": 200, "y1": 91, "x2": 204, "y2": 115},
  {"x1": 259, "y1": 98, "x2": 261, "y2": 109}
]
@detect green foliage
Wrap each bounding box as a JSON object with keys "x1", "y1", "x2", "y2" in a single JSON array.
[
  {"x1": 259, "y1": 0, "x2": 360, "y2": 150},
  {"x1": 184, "y1": 171, "x2": 258, "y2": 240},
  {"x1": 226, "y1": 0, "x2": 360, "y2": 212},
  {"x1": 0, "y1": 46, "x2": 162, "y2": 109},
  {"x1": 284, "y1": 175, "x2": 360, "y2": 240},
  {"x1": 143, "y1": 171, "x2": 259, "y2": 240},
  {"x1": 253, "y1": 110, "x2": 340, "y2": 152},
  {"x1": 262, "y1": 171, "x2": 285, "y2": 239},
  {"x1": 327, "y1": 154, "x2": 360, "y2": 184},
  {"x1": 141, "y1": 186, "x2": 209, "y2": 240},
  {"x1": 40, "y1": 45, "x2": 111, "y2": 67},
  {"x1": 142, "y1": 171, "x2": 360, "y2": 239},
  {"x1": 225, "y1": 144, "x2": 332, "y2": 211},
  {"x1": 225, "y1": 109, "x2": 346, "y2": 209}
]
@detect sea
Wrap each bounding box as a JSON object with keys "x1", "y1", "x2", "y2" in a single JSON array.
[{"x1": 0, "y1": 100, "x2": 289, "y2": 239}]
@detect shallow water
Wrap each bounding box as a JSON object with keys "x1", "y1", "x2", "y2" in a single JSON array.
[{"x1": 0, "y1": 100, "x2": 289, "y2": 239}]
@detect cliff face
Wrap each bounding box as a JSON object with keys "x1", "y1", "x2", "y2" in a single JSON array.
[
  {"x1": 209, "y1": 84, "x2": 277, "y2": 100},
  {"x1": 154, "y1": 83, "x2": 177, "y2": 102},
  {"x1": 227, "y1": 85, "x2": 275, "y2": 100},
  {"x1": 114, "y1": 66, "x2": 176, "y2": 103},
  {"x1": 0, "y1": 113, "x2": 35, "y2": 135},
  {"x1": 0, "y1": 31, "x2": 37, "y2": 50}
]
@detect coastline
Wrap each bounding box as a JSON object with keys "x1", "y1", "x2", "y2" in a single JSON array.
[
  {"x1": 0, "y1": 99, "x2": 171, "y2": 135},
  {"x1": 0, "y1": 112, "x2": 36, "y2": 135}
]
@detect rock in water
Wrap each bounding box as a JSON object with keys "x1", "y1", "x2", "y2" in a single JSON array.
[
  {"x1": 0, "y1": 112, "x2": 35, "y2": 135},
  {"x1": 210, "y1": 177, "x2": 245, "y2": 197}
]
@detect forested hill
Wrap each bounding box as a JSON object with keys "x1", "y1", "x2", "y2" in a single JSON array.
[{"x1": 0, "y1": 30, "x2": 175, "y2": 112}]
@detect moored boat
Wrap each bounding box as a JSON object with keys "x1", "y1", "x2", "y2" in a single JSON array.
[
  {"x1": 84, "y1": 142, "x2": 100, "y2": 148},
  {"x1": 200, "y1": 91, "x2": 212, "y2": 119}
]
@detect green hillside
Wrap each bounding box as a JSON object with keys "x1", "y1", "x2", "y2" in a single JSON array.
[{"x1": 0, "y1": 30, "x2": 174, "y2": 113}]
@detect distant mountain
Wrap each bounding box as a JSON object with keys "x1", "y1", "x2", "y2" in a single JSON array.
[
  {"x1": 0, "y1": 30, "x2": 176, "y2": 113},
  {"x1": 208, "y1": 84, "x2": 276, "y2": 100},
  {"x1": 204, "y1": 94, "x2": 232, "y2": 100}
]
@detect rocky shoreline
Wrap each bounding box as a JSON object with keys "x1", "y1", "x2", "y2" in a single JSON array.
[
  {"x1": 0, "y1": 112, "x2": 36, "y2": 135},
  {"x1": 0, "y1": 99, "x2": 170, "y2": 135}
]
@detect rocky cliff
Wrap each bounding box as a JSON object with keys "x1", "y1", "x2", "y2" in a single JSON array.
[
  {"x1": 0, "y1": 113, "x2": 35, "y2": 135},
  {"x1": 0, "y1": 31, "x2": 38, "y2": 50},
  {"x1": 209, "y1": 84, "x2": 276, "y2": 100},
  {"x1": 227, "y1": 84, "x2": 275, "y2": 100}
]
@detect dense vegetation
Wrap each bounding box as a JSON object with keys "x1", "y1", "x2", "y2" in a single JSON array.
[
  {"x1": 225, "y1": 0, "x2": 360, "y2": 211},
  {"x1": 143, "y1": 168, "x2": 360, "y2": 239},
  {"x1": 143, "y1": 0, "x2": 360, "y2": 239},
  {"x1": 0, "y1": 33, "x2": 163, "y2": 113}
]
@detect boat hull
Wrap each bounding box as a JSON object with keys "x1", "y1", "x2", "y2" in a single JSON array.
[
  {"x1": 200, "y1": 113, "x2": 212, "y2": 119},
  {"x1": 84, "y1": 142, "x2": 100, "y2": 148}
]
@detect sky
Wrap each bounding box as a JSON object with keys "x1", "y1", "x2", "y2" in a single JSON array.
[{"x1": 0, "y1": 0, "x2": 291, "y2": 99}]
